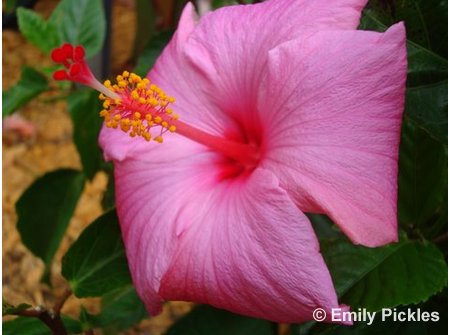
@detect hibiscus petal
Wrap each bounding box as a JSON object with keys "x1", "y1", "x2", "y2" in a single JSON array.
[
  {"x1": 260, "y1": 24, "x2": 407, "y2": 247},
  {"x1": 111, "y1": 134, "x2": 215, "y2": 314},
  {"x1": 149, "y1": 0, "x2": 368, "y2": 140},
  {"x1": 159, "y1": 168, "x2": 347, "y2": 323}
]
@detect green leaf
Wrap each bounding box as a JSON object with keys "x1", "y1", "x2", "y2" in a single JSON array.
[
  {"x1": 62, "y1": 210, "x2": 131, "y2": 297},
  {"x1": 359, "y1": 5, "x2": 448, "y2": 143},
  {"x1": 2, "y1": 300, "x2": 31, "y2": 316},
  {"x1": 16, "y1": 169, "x2": 85, "y2": 282},
  {"x1": 91, "y1": 285, "x2": 147, "y2": 332},
  {"x1": 48, "y1": 0, "x2": 106, "y2": 58},
  {"x1": 134, "y1": 30, "x2": 174, "y2": 77},
  {"x1": 17, "y1": 8, "x2": 59, "y2": 55},
  {"x1": 321, "y1": 238, "x2": 447, "y2": 312},
  {"x1": 101, "y1": 170, "x2": 115, "y2": 211},
  {"x1": 2, "y1": 66, "x2": 48, "y2": 118},
  {"x1": 67, "y1": 89, "x2": 105, "y2": 179},
  {"x1": 167, "y1": 305, "x2": 274, "y2": 335},
  {"x1": 3, "y1": 315, "x2": 82, "y2": 335},
  {"x1": 405, "y1": 81, "x2": 448, "y2": 143},
  {"x1": 3, "y1": 317, "x2": 50, "y2": 335},
  {"x1": 398, "y1": 119, "x2": 447, "y2": 230}
]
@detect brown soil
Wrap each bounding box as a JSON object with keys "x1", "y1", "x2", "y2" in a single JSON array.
[{"x1": 2, "y1": 0, "x2": 191, "y2": 333}]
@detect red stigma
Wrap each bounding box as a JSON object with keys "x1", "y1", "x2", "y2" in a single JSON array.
[{"x1": 50, "y1": 43, "x2": 94, "y2": 86}]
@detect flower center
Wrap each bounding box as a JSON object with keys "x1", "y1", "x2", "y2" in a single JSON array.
[{"x1": 51, "y1": 43, "x2": 259, "y2": 167}]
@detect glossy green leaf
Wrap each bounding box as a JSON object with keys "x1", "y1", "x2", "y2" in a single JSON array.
[
  {"x1": 405, "y1": 81, "x2": 448, "y2": 142},
  {"x1": 16, "y1": 169, "x2": 85, "y2": 282},
  {"x1": 398, "y1": 120, "x2": 447, "y2": 230},
  {"x1": 321, "y1": 238, "x2": 447, "y2": 312},
  {"x1": 17, "y1": 7, "x2": 59, "y2": 55},
  {"x1": 2, "y1": 66, "x2": 48, "y2": 118},
  {"x1": 91, "y1": 285, "x2": 147, "y2": 332},
  {"x1": 167, "y1": 305, "x2": 274, "y2": 335},
  {"x1": 48, "y1": 0, "x2": 106, "y2": 58},
  {"x1": 62, "y1": 210, "x2": 131, "y2": 297},
  {"x1": 68, "y1": 89, "x2": 105, "y2": 179},
  {"x1": 134, "y1": 30, "x2": 174, "y2": 77},
  {"x1": 3, "y1": 315, "x2": 82, "y2": 335}
]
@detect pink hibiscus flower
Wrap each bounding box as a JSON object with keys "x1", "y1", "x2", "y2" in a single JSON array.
[{"x1": 52, "y1": 0, "x2": 406, "y2": 323}]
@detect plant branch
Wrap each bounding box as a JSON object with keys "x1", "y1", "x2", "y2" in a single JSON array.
[
  {"x1": 54, "y1": 288, "x2": 72, "y2": 314},
  {"x1": 14, "y1": 307, "x2": 67, "y2": 335},
  {"x1": 12, "y1": 288, "x2": 72, "y2": 335}
]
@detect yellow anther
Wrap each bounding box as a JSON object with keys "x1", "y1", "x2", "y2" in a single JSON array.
[
  {"x1": 131, "y1": 120, "x2": 138, "y2": 127},
  {"x1": 111, "y1": 120, "x2": 119, "y2": 129},
  {"x1": 114, "y1": 114, "x2": 122, "y2": 121},
  {"x1": 106, "y1": 121, "x2": 113, "y2": 128},
  {"x1": 130, "y1": 73, "x2": 142, "y2": 83},
  {"x1": 168, "y1": 97, "x2": 175, "y2": 103},
  {"x1": 120, "y1": 124, "x2": 130, "y2": 132},
  {"x1": 99, "y1": 110, "x2": 109, "y2": 117},
  {"x1": 138, "y1": 97, "x2": 146, "y2": 104},
  {"x1": 160, "y1": 101, "x2": 168, "y2": 107},
  {"x1": 166, "y1": 108, "x2": 173, "y2": 114},
  {"x1": 142, "y1": 78, "x2": 150, "y2": 85},
  {"x1": 145, "y1": 114, "x2": 152, "y2": 122},
  {"x1": 122, "y1": 71, "x2": 129, "y2": 78},
  {"x1": 131, "y1": 90, "x2": 139, "y2": 100},
  {"x1": 99, "y1": 93, "x2": 106, "y2": 100},
  {"x1": 169, "y1": 125, "x2": 176, "y2": 132},
  {"x1": 137, "y1": 82, "x2": 146, "y2": 90},
  {"x1": 116, "y1": 75, "x2": 124, "y2": 82},
  {"x1": 114, "y1": 99, "x2": 121, "y2": 105},
  {"x1": 154, "y1": 116, "x2": 162, "y2": 124},
  {"x1": 154, "y1": 136, "x2": 163, "y2": 143},
  {"x1": 149, "y1": 98, "x2": 158, "y2": 107},
  {"x1": 130, "y1": 131, "x2": 136, "y2": 138},
  {"x1": 172, "y1": 114, "x2": 179, "y2": 120},
  {"x1": 134, "y1": 112, "x2": 141, "y2": 119},
  {"x1": 118, "y1": 80, "x2": 128, "y2": 88},
  {"x1": 146, "y1": 90, "x2": 153, "y2": 96},
  {"x1": 162, "y1": 121, "x2": 168, "y2": 128},
  {"x1": 121, "y1": 119, "x2": 131, "y2": 126},
  {"x1": 104, "y1": 80, "x2": 112, "y2": 88},
  {"x1": 103, "y1": 100, "x2": 110, "y2": 108},
  {"x1": 143, "y1": 132, "x2": 151, "y2": 141}
]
